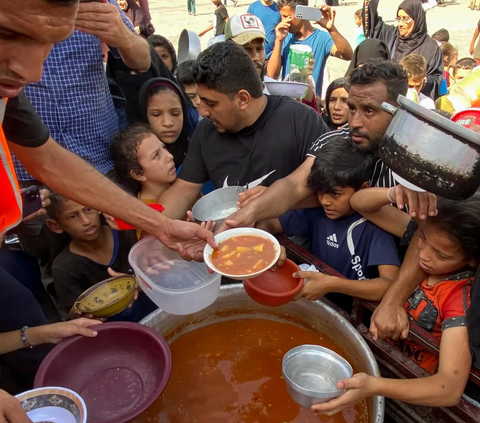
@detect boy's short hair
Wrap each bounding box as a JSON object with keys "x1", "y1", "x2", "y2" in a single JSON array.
[
  {"x1": 45, "y1": 192, "x2": 67, "y2": 220},
  {"x1": 176, "y1": 60, "x2": 196, "y2": 87},
  {"x1": 399, "y1": 54, "x2": 427, "y2": 79},
  {"x1": 429, "y1": 193, "x2": 480, "y2": 262},
  {"x1": 432, "y1": 28, "x2": 450, "y2": 42},
  {"x1": 354, "y1": 8, "x2": 362, "y2": 18},
  {"x1": 307, "y1": 136, "x2": 374, "y2": 193},
  {"x1": 453, "y1": 58, "x2": 477, "y2": 77},
  {"x1": 440, "y1": 42, "x2": 456, "y2": 67},
  {"x1": 277, "y1": 0, "x2": 307, "y2": 10}
]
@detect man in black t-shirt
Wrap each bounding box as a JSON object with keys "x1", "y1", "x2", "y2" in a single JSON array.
[{"x1": 158, "y1": 41, "x2": 328, "y2": 220}]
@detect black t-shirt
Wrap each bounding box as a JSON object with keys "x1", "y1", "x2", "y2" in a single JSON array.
[
  {"x1": 214, "y1": 5, "x2": 228, "y2": 36},
  {"x1": 179, "y1": 95, "x2": 328, "y2": 189},
  {"x1": 51, "y1": 228, "x2": 137, "y2": 311},
  {"x1": 2, "y1": 92, "x2": 50, "y2": 147}
]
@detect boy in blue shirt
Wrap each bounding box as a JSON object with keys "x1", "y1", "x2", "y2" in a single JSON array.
[
  {"x1": 257, "y1": 136, "x2": 400, "y2": 305},
  {"x1": 247, "y1": 0, "x2": 281, "y2": 58}
]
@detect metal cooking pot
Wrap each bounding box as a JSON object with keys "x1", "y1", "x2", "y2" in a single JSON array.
[
  {"x1": 380, "y1": 95, "x2": 480, "y2": 200},
  {"x1": 141, "y1": 284, "x2": 384, "y2": 423},
  {"x1": 177, "y1": 29, "x2": 201, "y2": 64}
]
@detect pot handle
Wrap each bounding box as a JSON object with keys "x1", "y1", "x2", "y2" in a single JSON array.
[{"x1": 381, "y1": 102, "x2": 398, "y2": 115}]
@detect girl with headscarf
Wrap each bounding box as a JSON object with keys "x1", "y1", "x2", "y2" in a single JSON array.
[
  {"x1": 362, "y1": 0, "x2": 443, "y2": 100},
  {"x1": 322, "y1": 78, "x2": 349, "y2": 132},
  {"x1": 345, "y1": 39, "x2": 390, "y2": 76}
]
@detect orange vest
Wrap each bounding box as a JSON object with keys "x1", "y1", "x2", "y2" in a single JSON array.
[{"x1": 0, "y1": 98, "x2": 22, "y2": 239}]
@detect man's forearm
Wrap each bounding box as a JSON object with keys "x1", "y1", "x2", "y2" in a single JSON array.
[
  {"x1": 382, "y1": 232, "x2": 426, "y2": 305},
  {"x1": 329, "y1": 276, "x2": 392, "y2": 302},
  {"x1": 158, "y1": 181, "x2": 200, "y2": 220},
  {"x1": 266, "y1": 39, "x2": 283, "y2": 80},
  {"x1": 329, "y1": 25, "x2": 353, "y2": 60},
  {"x1": 10, "y1": 139, "x2": 166, "y2": 234},
  {"x1": 118, "y1": 30, "x2": 151, "y2": 71}
]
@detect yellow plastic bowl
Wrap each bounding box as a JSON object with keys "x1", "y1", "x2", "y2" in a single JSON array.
[{"x1": 74, "y1": 276, "x2": 137, "y2": 318}]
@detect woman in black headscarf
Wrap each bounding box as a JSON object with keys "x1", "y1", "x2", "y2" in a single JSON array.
[
  {"x1": 362, "y1": 0, "x2": 443, "y2": 100},
  {"x1": 322, "y1": 78, "x2": 349, "y2": 132},
  {"x1": 345, "y1": 39, "x2": 390, "y2": 76},
  {"x1": 117, "y1": 0, "x2": 154, "y2": 39}
]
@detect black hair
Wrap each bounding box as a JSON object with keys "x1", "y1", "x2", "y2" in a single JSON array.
[
  {"x1": 175, "y1": 60, "x2": 196, "y2": 88},
  {"x1": 307, "y1": 136, "x2": 374, "y2": 193},
  {"x1": 148, "y1": 35, "x2": 178, "y2": 72},
  {"x1": 432, "y1": 28, "x2": 450, "y2": 42},
  {"x1": 45, "y1": 192, "x2": 68, "y2": 220},
  {"x1": 191, "y1": 42, "x2": 263, "y2": 98},
  {"x1": 453, "y1": 57, "x2": 477, "y2": 76},
  {"x1": 43, "y1": 0, "x2": 78, "y2": 5},
  {"x1": 427, "y1": 193, "x2": 480, "y2": 263},
  {"x1": 110, "y1": 123, "x2": 154, "y2": 195},
  {"x1": 355, "y1": 8, "x2": 362, "y2": 18},
  {"x1": 277, "y1": 0, "x2": 308, "y2": 9},
  {"x1": 349, "y1": 60, "x2": 408, "y2": 105}
]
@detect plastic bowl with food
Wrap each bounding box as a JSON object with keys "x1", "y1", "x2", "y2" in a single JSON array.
[
  {"x1": 282, "y1": 344, "x2": 353, "y2": 408},
  {"x1": 16, "y1": 386, "x2": 87, "y2": 423},
  {"x1": 204, "y1": 228, "x2": 281, "y2": 280},
  {"x1": 264, "y1": 81, "x2": 309, "y2": 98},
  {"x1": 73, "y1": 276, "x2": 137, "y2": 318}
]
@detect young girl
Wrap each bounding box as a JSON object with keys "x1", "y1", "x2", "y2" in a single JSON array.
[
  {"x1": 139, "y1": 77, "x2": 193, "y2": 168},
  {"x1": 314, "y1": 189, "x2": 480, "y2": 415},
  {"x1": 148, "y1": 35, "x2": 178, "y2": 73},
  {"x1": 111, "y1": 123, "x2": 176, "y2": 204},
  {"x1": 322, "y1": 78, "x2": 349, "y2": 131}
]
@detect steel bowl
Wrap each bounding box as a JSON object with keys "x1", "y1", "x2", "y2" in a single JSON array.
[
  {"x1": 192, "y1": 186, "x2": 245, "y2": 227},
  {"x1": 380, "y1": 94, "x2": 480, "y2": 200},
  {"x1": 282, "y1": 344, "x2": 353, "y2": 407},
  {"x1": 177, "y1": 29, "x2": 201, "y2": 64}
]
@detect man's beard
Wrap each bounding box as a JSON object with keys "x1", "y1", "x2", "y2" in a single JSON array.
[{"x1": 349, "y1": 128, "x2": 382, "y2": 156}]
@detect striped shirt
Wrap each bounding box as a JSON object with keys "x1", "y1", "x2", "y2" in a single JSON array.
[
  {"x1": 12, "y1": 0, "x2": 133, "y2": 181},
  {"x1": 308, "y1": 127, "x2": 396, "y2": 189}
]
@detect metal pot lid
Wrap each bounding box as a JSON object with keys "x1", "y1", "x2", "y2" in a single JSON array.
[{"x1": 396, "y1": 94, "x2": 480, "y2": 147}]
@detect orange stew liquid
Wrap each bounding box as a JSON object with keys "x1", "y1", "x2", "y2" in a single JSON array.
[
  {"x1": 211, "y1": 236, "x2": 276, "y2": 276},
  {"x1": 134, "y1": 319, "x2": 369, "y2": 423}
]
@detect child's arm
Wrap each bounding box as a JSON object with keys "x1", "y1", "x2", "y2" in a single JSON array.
[
  {"x1": 350, "y1": 187, "x2": 412, "y2": 238},
  {"x1": 293, "y1": 264, "x2": 399, "y2": 302},
  {"x1": 255, "y1": 218, "x2": 283, "y2": 234},
  {"x1": 312, "y1": 326, "x2": 471, "y2": 414},
  {"x1": 198, "y1": 23, "x2": 213, "y2": 37}
]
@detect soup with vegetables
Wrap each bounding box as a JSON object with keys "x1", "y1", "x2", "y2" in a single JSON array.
[{"x1": 211, "y1": 235, "x2": 276, "y2": 276}]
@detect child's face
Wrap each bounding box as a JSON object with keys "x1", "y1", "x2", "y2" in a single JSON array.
[
  {"x1": 417, "y1": 221, "x2": 473, "y2": 276},
  {"x1": 453, "y1": 68, "x2": 472, "y2": 85},
  {"x1": 407, "y1": 75, "x2": 426, "y2": 95},
  {"x1": 134, "y1": 134, "x2": 177, "y2": 186},
  {"x1": 116, "y1": 0, "x2": 128, "y2": 11},
  {"x1": 317, "y1": 186, "x2": 357, "y2": 220},
  {"x1": 154, "y1": 47, "x2": 174, "y2": 72},
  {"x1": 48, "y1": 200, "x2": 101, "y2": 242},
  {"x1": 183, "y1": 83, "x2": 200, "y2": 109},
  {"x1": 354, "y1": 15, "x2": 362, "y2": 27},
  {"x1": 147, "y1": 90, "x2": 184, "y2": 145}
]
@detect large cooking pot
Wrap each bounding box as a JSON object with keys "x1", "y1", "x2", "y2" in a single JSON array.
[
  {"x1": 141, "y1": 284, "x2": 384, "y2": 423},
  {"x1": 177, "y1": 29, "x2": 201, "y2": 64},
  {"x1": 380, "y1": 95, "x2": 480, "y2": 200}
]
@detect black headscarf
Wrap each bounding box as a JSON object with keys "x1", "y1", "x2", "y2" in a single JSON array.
[
  {"x1": 322, "y1": 78, "x2": 347, "y2": 132},
  {"x1": 345, "y1": 39, "x2": 390, "y2": 76},
  {"x1": 123, "y1": 0, "x2": 153, "y2": 39},
  {"x1": 139, "y1": 78, "x2": 190, "y2": 168}
]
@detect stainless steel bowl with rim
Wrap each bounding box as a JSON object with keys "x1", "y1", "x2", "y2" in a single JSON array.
[
  {"x1": 141, "y1": 284, "x2": 384, "y2": 423},
  {"x1": 192, "y1": 186, "x2": 245, "y2": 227},
  {"x1": 283, "y1": 344, "x2": 353, "y2": 407},
  {"x1": 177, "y1": 29, "x2": 201, "y2": 64}
]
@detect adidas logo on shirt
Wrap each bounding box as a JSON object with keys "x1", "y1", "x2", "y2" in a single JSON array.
[{"x1": 326, "y1": 233, "x2": 339, "y2": 249}]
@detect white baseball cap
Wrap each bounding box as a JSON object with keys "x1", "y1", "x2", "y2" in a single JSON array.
[{"x1": 225, "y1": 14, "x2": 268, "y2": 45}]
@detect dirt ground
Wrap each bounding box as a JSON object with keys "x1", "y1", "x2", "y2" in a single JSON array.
[{"x1": 148, "y1": 0, "x2": 479, "y2": 83}]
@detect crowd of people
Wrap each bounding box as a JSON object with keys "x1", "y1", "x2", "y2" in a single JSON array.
[{"x1": 2, "y1": 0, "x2": 480, "y2": 421}]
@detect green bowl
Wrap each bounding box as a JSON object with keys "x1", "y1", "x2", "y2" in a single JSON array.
[{"x1": 74, "y1": 276, "x2": 137, "y2": 318}]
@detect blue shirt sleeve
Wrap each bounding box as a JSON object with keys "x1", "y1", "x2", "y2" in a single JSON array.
[
  {"x1": 279, "y1": 209, "x2": 313, "y2": 237},
  {"x1": 247, "y1": 3, "x2": 254, "y2": 13},
  {"x1": 324, "y1": 32, "x2": 334, "y2": 58},
  {"x1": 367, "y1": 226, "x2": 401, "y2": 268}
]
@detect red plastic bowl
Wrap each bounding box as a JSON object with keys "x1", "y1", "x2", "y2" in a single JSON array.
[
  {"x1": 243, "y1": 259, "x2": 303, "y2": 306},
  {"x1": 34, "y1": 322, "x2": 171, "y2": 423}
]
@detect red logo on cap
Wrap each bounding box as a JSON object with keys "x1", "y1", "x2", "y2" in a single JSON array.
[{"x1": 241, "y1": 14, "x2": 260, "y2": 29}]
